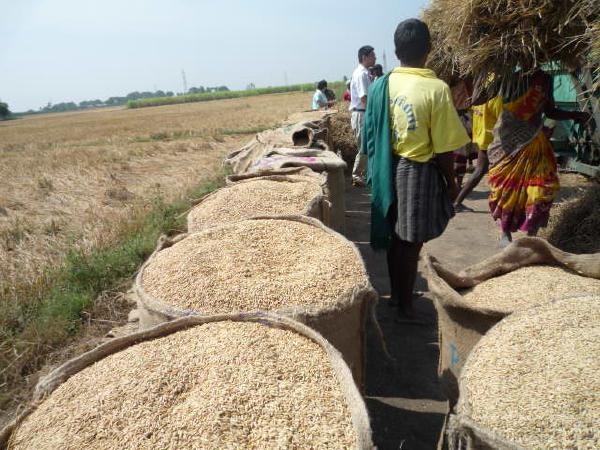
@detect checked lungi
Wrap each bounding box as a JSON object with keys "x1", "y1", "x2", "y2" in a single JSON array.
[{"x1": 392, "y1": 156, "x2": 455, "y2": 243}]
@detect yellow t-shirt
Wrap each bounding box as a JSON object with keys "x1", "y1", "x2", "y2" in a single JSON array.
[
  {"x1": 388, "y1": 67, "x2": 470, "y2": 162},
  {"x1": 472, "y1": 95, "x2": 503, "y2": 151}
]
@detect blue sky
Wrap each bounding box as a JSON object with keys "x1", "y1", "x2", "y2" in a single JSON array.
[{"x1": 0, "y1": 0, "x2": 429, "y2": 112}]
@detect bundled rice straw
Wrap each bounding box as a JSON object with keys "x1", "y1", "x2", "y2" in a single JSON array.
[
  {"x1": 421, "y1": 1, "x2": 462, "y2": 85},
  {"x1": 432, "y1": 0, "x2": 599, "y2": 81},
  {"x1": 542, "y1": 185, "x2": 600, "y2": 254}
]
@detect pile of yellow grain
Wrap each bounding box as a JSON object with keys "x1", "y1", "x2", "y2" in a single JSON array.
[
  {"x1": 142, "y1": 219, "x2": 366, "y2": 314},
  {"x1": 8, "y1": 321, "x2": 358, "y2": 449},
  {"x1": 187, "y1": 178, "x2": 323, "y2": 232},
  {"x1": 460, "y1": 266, "x2": 600, "y2": 313},
  {"x1": 458, "y1": 295, "x2": 600, "y2": 449}
]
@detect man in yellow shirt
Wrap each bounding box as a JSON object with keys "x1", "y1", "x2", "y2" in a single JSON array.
[
  {"x1": 453, "y1": 95, "x2": 503, "y2": 211},
  {"x1": 363, "y1": 18, "x2": 469, "y2": 318}
]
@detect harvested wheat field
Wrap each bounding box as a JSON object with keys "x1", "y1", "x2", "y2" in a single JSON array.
[
  {"x1": 0, "y1": 93, "x2": 310, "y2": 286},
  {"x1": 7, "y1": 320, "x2": 360, "y2": 450}
]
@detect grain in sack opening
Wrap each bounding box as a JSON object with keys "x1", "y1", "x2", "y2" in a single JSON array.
[
  {"x1": 248, "y1": 148, "x2": 347, "y2": 232},
  {"x1": 187, "y1": 174, "x2": 330, "y2": 232},
  {"x1": 1, "y1": 313, "x2": 374, "y2": 450},
  {"x1": 134, "y1": 216, "x2": 377, "y2": 388},
  {"x1": 423, "y1": 237, "x2": 600, "y2": 406},
  {"x1": 447, "y1": 295, "x2": 600, "y2": 450}
]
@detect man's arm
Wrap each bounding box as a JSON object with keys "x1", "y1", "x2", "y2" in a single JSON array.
[{"x1": 434, "y1": 151, "x2": 459, "y2": 202}]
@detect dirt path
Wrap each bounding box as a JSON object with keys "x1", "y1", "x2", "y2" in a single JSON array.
[{"x1": 343, "y1": 177, "x2": 498, "y2": 450}]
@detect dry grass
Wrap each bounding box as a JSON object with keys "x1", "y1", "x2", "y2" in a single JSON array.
[
  {"x1": 459, "y1": 295, "x2": 600, "y2": 449},
  {"x1": 9, "y1": 321, "x2": 357, "y2": 449},
  {"x1": 142, "y1": 219, "x2": 367, "y2": 315},
  {"x1": 0, "y1": 93, "x2": 311, "y2": 288},
  {"x1": 329, "y1": 109, "x2": 356, "y2": 169}
]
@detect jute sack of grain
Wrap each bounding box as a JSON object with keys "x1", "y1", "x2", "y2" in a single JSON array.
[
  {"x1": 134, "y1": 216, "x2": 378, "y2": 388},
  {"x1": 225, "y1": 166, "x2": 322, "y2": 185},
  {"x1": 223, "y1": 116, "x2": 332, "y2": 175},
  {"x1": 0, "y1": 313, "x2": 374, "y2": 450},
  {"x1": 186, "y1": 175, "x2": 330, "y2": 232},
  {"x1": 446, "y1": 295, "x2": 600, "y2": 450},
  {"x1": 250, "y1": 148, "x2": 347, "y2": 232},
  {"x1": 422, "y1": 237, "x2": 600, "y2": 406},
  {"x1": 257, "y1": 116, "x2": 333, "y2": 150},
  {"x1": 223, "y1": 136, "x2": 276, "y2": 175}
]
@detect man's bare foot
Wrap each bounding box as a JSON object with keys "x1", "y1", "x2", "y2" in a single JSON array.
[{"x1": 454, "y1": 203, "x2": 474, "y2": 213}]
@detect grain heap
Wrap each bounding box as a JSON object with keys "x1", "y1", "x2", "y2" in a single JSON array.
[
  {"x1": 187, "y1": 177, "x2": 324, "y2": 232},
  {"x1": 6, "y1": 317, "x2": 370, "y2": 449},
  {"x1": 460, "y1": 265, "x2": 600, "y2": 314},
  {"x1": 451, "y1": 295, "x2": 600, "y2": 449},
  {"x1": 136, "y1": 216, "x2": 376, "y2": 386},
  {"x1": 142, "y1": 219, "x2": 366, "y2": 315},
  {"x1": 542, "y1": 185, "x2": 600, "y2": 254}
]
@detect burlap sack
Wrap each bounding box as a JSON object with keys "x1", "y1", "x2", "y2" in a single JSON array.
[
  {"x1": 186, "y1": 174, "x2": 330, "y2": 232},
  {"x1": 249, "y1": 149, "x2": 347, "y2": 232},
  {"x1": 223, "y1": 115, "x2": 332, "y2": 175},
  {"x1": 423, "y1": 237, "x2": 600, "y2": 406},
  {"x1": 225, "y1": 166, "x2": 322, "y2": 185},
  {"x1": 446, "y1": 295, "x2": 599, "y2": 450},
  {"x1": 134, "y1": 216, "x2": 378, "y2": 389},
  {"x1": 0, "y1": 313, "x2": 374, "y2": 450}
]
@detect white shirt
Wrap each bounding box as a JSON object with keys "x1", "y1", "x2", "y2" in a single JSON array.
[{"x1": 349, "y1": 64, "x2": 371, "y2": 111}]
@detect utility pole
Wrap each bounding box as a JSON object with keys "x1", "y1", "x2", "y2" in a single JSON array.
[
  {"x1": 284, "y1": 71, "x2": 288, "y2": 86},
  {"x1": 382, "y1": 51, "x2": 388, "y2": 73},
  {"x1": 181, "y1": 70, "x2": 188, "y2": 95}
]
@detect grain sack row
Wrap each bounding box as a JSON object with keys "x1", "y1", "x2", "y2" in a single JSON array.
[
  {"x1": 223, "y1": 111, "x2": 347, "y2": 233},
  {"x1": 423, "y1": 237, "x2": 600, "y2": 406},
  {"x1": 134, "y1": 216, "x2": 377, "y2": 389},
  {"x1": 447, "y1": 295, "x2": 599, "y2": 450},
  {"x1": 1, "y1": 314, "x2": 374, "y2": 449}
]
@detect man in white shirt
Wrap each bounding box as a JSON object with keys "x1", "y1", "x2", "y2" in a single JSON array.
[{"x1": 349, "y1": 45, "x2": 376, "y2": 187}]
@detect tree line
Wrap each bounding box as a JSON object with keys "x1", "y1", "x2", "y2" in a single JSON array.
[{"x1": 10, "y1": 86, "x2": 230, "y2": 115}]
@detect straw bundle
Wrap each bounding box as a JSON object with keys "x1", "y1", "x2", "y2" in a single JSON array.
[
  {"x1": 421, "y1": 1, "x2": 462, "y2": 85},
  {"x1": 542, "y1": 185, "x2": 600, "y2": 254},
  {"x1": 443, "y1": 0, "x2": 599, "y2": 80}
]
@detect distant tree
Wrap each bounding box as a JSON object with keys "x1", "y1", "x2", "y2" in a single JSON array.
[
  {"x1": 216, "y1": 86, "x2": 229, "y2": 92},
  {"x1": 0, "y1": 101, "x2": 10, "y2": 119},
  {"x1": 166, "y1": 91, "x2": 174, "y2": 97},
  {"x1": 188, "y1": 86, "x2": 205, "y2": 94},
  {"x1": 246, "y1": 83, "x2": 256, "y2": 90}
]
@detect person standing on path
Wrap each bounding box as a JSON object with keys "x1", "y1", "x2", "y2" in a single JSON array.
[
  {"x1": 312, "y1": 80, "x2": 335, "y2": 110},
  {"x1": 362, "y1": 19, "x2": 470, "y2": 318},
  {"x1": 350, "y1": 45, "x2": 376, "y2": 187}
]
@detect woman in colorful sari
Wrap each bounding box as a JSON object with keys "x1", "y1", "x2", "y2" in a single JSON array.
[{"x1": 486, "y1": 70, "x2": 590, "y2": 246}]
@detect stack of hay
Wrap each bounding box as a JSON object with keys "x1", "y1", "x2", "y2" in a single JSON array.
[
  {"x1": 2, "y1": 315, "x2": 373, "y2": 449},
  {"x1": 421, "y1": 0, "x2": 599, "y2": 82},
  {"x1": 448, "y1": 295, "x2": 600, "y2": 449},
  {"x1": 135, "y1": 216, "x2": 377, "y2": 387}
]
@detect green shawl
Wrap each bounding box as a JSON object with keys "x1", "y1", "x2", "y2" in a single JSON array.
[{"x1": 361, "y1": 73, "x2": 395, "y2": 250}]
